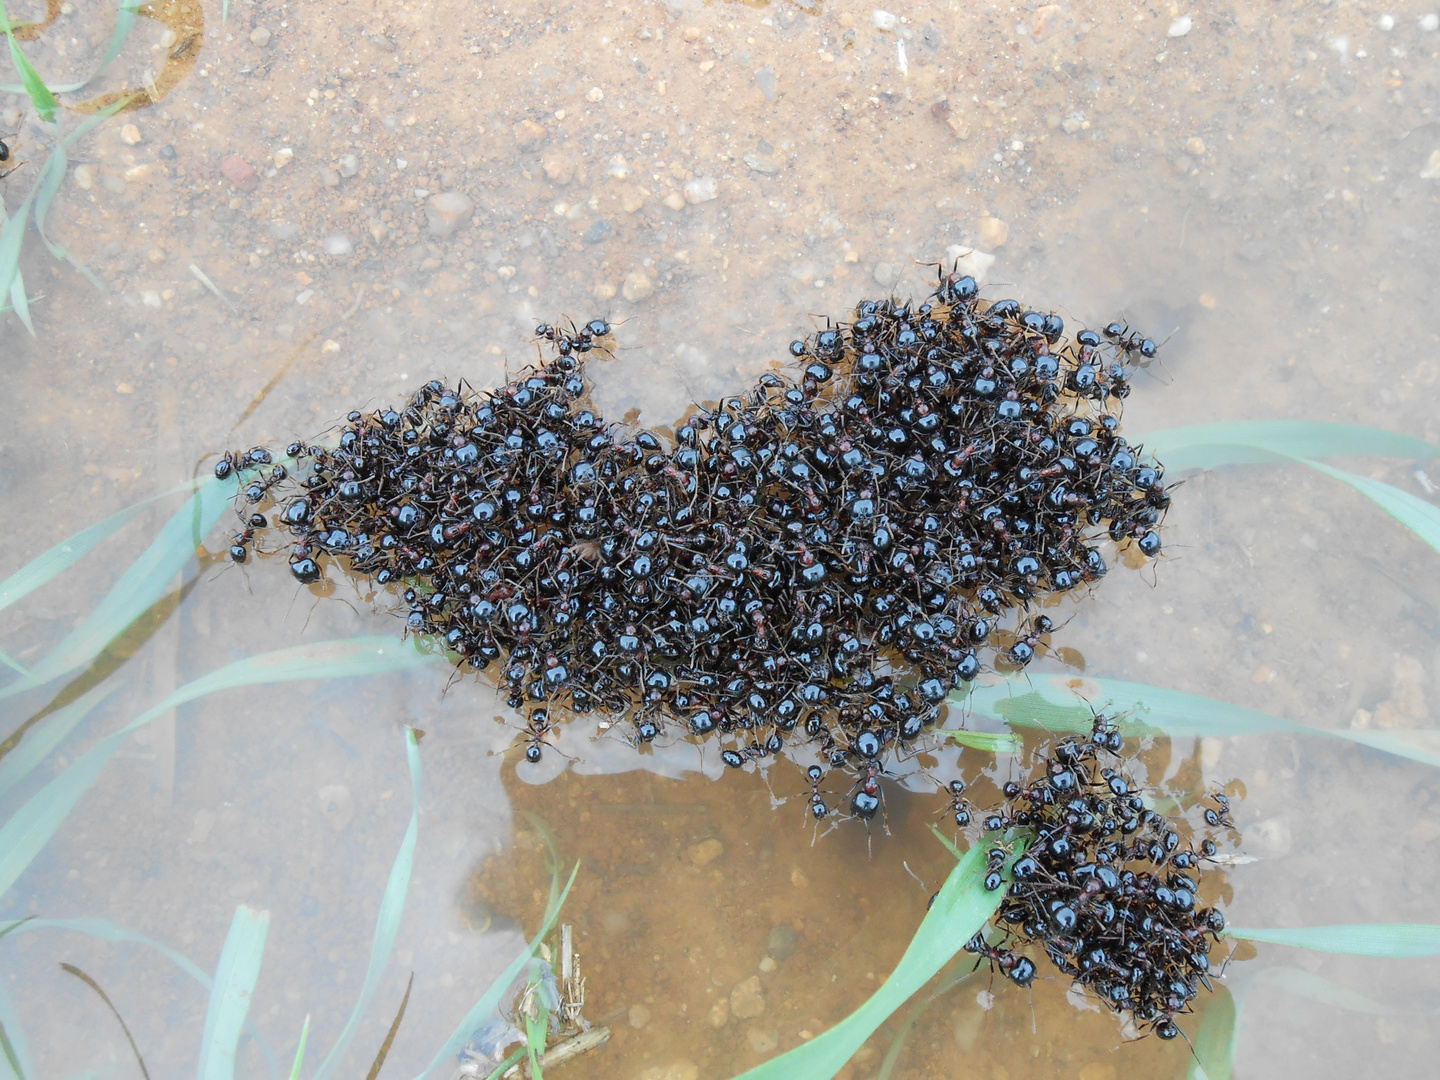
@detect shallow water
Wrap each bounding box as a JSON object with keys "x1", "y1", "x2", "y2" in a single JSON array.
[{"x1": 3, "y1": 1, "x2": 1440, "y2": 1078}]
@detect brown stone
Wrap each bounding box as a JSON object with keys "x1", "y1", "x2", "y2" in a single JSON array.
[{"x1": 221, "y1": 154, "x2": 259, "y2": 192}]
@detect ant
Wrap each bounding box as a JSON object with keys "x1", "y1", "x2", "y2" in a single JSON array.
[
  {"x1": 963, "y1": 933, "x2": 1038, "y2": 987},
  {"x1": 1102, "y1": 320, "x2": 1158, "y2": 360},
  {"x1": 803, "y1": 763, "x2": 830, "y2": 819},
  {"x1": 0, "y1": 131, "x2": 22, "y2": 181},
  {"x1": 1006, "y1": 613, "x2": 1057, "y2": 667}
]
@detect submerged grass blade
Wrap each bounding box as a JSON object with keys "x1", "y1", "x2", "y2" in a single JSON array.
[
  {"x1": 1186, "y1": 983, "x2": 1237, "y2": 1080},
  {"x1": 363, "y1": 974, "x2": 412, "y2": 1080},
  {"x1": 287, "y1": 1017, "x2": 310, "y2": 1080},
  {"x1": 0, "y1": 0, "x2": 142, "y2": 96},
  {"x1": 0, "y1": 476, "x2": 237, "y2": 700},
  {"x1": 1143, "y1": 421, "x2": 1438, "y2": 472},
  {"x1": 0, "y1": 187, "x2": 37, "y2": 337},
  {"x1": 310, "y1": 729, "x2": 423, "y2": 1080},
  {"x1": 0, "y1": 1018, "x2": 25, "y2": 1080},
  {"x1": 1249, "y1": 966, "x2": 1391, "y2": 1015},
  {"x1": 0, "y1": 638, "x2": 440, "y2": 901},
  {"x1": 1227, "y1": 923, "x2": 1440, "y2": 958},
  {"x1": 955, "y1": 674, "x2": 1440, "y2": 772},
  {"x1": 1299, "y1": 459, "x2": 1440, "y2": 555},
  {"x1": 59, "y1": 963, "x2": 150, "y2": 1080},
  {"x1": 197, "y1": 905, "x2": 270, "y2": 1080},
  {"x1": 0, "y1": 684, "x2": 114, "y2": 799},
  {"x1": 412, "y1": 861, "x2": 581, "y2": 1080},
  {"x1": 0, "y1": 916, "x2": 278, "y2": 1080},
  {"x1": 726, "y1": 841, "x2": 1002, "y2": 1080},
  {"x1": 3, "y1": 26, "x2": 57, "y2": 122}
]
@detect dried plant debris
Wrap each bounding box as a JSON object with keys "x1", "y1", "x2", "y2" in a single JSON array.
[{"x1": 221, "y1": 272, "x2": 1170, "y2": 806}]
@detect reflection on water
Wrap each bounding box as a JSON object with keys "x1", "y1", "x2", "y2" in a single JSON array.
[{"x1": 3, "y1": 1, "x2": 1440, "y2": 1078}]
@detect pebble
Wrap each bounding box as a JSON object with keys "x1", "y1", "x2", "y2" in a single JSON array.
[
  {"x1": 1167, "y1": 15, "x2": 1192, "y2": 37},
  {"x1": 622, "y1": 270, "x2": 654, "y2": 302},
  {"x1": 159, "y1": 144, "x2": 176, "y2": 160},
  {"x1": 322, "y1": 339, "x2": 341, "y2": 354},
  {"x1": 318, "y1": 167, "x2": 340, "y2": 187},
  {"x1": 746, "y1": 1028, "x2": 778, "y2": 1053},
  {"x1": 1185, "y1": 136, "x2": 1207, "y2": 156},
  {"x1": 743, "y1": 152, "x2": 780, "y2": 175},
  {"x1": 730, "y1": 976, "x2": 765, "y2": 1020},
  {"x1": 1419, "y1": 149, "x2": 1440, "y2": 180},
  {"x1": 683, "y1": 27, "x2": 701, "y2": 42},
  {"x1": 628, "y1": 1004, "x2": 651, "y2": 1029},
  {"x1": 368, "y1": 218, "x2": 388, "y2": 243},
  {"x1": 221, "y1": 154, "x2": 259, "y2": 192},
  {"x1": 618, "y1": 185, "x2": 647, "y2": 213},
  {"x1": 542, "y1": 148, "x2": 573, "y2": 184},
  {"x1": 322, "y1": 235, "x2": 353, "y2": 256},
  {"x1": 637, "y1": 1064, "x2": 698, "y2": 1080},
  {"x1": 977, "y1": 216, "x2": 1009, "y2": 248},
  {"x1": 684, "y1": 176, "x2": 718, "y2": 203},
  {"x1": 120, "y1": 123, "x2": 142, "y2": 145},
  {"x1": 766, "y1": 924, "x2": 798, "y2": 960},
  {"x1": 873, "y1": 10, "x2": 897, "y2": 32},
  {"x1": 663, "y1": 191, "x2": 686, "y2": 211},
  {"x1": 584, "y1": 219, "x2": 612, "y2": 244},
  {"x1": 269, "y1": 222, "x2": 300, "y2": 241},
  {"x1": 945, "y1": 244, "x2": 995, "y2": 284},
  {"x1": 753, "y1": 65, "x2": 777, "y2": 101},
  {"x1": 1422, "y1": 14, "x2": 1439, "y2": 32},
  {"x1": 606, "y1": 153, "x2": 632, "y2": 180},
  {"x1": 317, "y1": 784, "x2": 354, "y2": 830},
  {"x1": 337, "y1": 153, "x2": 359, "y2": 178},
  {"x1": 872, "y1": 262, "x2": 900, "y2": 288},
  {"x1": 147, "y1": 248, "x2": 166, "y2": 263},
  {"x1": 273, "y1": 147, "x2": 293, "y2": 169},
  {"x1": 757, "y1": 956, "x2": 777, "y2": 973},
  {"x1": 426, "y1": 191, "x2": 474, "y2": 236},
  {"x1": 687, "y1": 837, "x2": 723, "y2": 866},
  {"x1": 708, "y1": 999, "x2": 729, "y2": 1029},
  {"x1": 586, "y1": 85, "x2": 605, "y2": 103},
  {"x1": 250, "y1": 26, "x2": 272, "y2": 47},
  {"x1": 73, "y1": 164, "x2": 95, "y2": 189}
]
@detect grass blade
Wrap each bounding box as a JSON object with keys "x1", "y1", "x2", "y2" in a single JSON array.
[
  {"x1": 726, "y1": 841, "x2": 1002, "y2": 1080},
  {"x1": 0, "y1": 1020, "x2": 25, "y2": 1080},
  {"x1": 287, "y1": 1016, "x2": 310, "y2": 1080},
  {"x1": 0, "y1": 484, "x2": 191, "y2": 616},
  {"x1": 309, "y1": 729, "x2": 424, "y2": 1080},
  {"x1": 411, "y1": 861, "x2": 581, "y2": 1080},
  {"x1": 955, "y1": 674, "x2": 1440, "y2": 772},
  {"x1": 934, "y1": 728, "x2": 1021, "y2": 754},
  {"x1": 0, "y1": 980, "x2": 31, "y2": 1080},
  {"x1": 59, "y1": 963, "x2": 150, "y2": 1080},
  {"x1": 197, "y1": 905, "x2": 270, "y2": 1080},
  {"x1": 2, "y1": 25, "x2": 57, "y2": 122},
  {"x1": 0, "y1": 185, "x2": 37, "y2": 336},
  {"x1": 1298, "y1": 459, "x2": 1440, "y2": 555},
  {"x1": 0, "y1": 916, "x2": 279, "y2": 1080},
  {"x1": 1143, "y1": 420, "x2": 1438, "y2": 472},
  {"x1": 1226, "y1": 923, "x2": 1440, "y2": 958},
  {"x1": 0, "y1": 638, "x2": 441, "y2": 901},
  {"x1": 363, "y1": 975, "x2": 412, "y2": 1080},
  {"x1": 0, "y1": 476, "x2": 237, "y2": 699},
  {"x1": 1250, "y1": 966, "x2": 1391, "y2": 1015},
  {"x1": 0, "y1": 1, "x2": 143, "y2": 96},
  {"x1": 1186, "y1": 983, "x2": 1238, "y2": 1080}
]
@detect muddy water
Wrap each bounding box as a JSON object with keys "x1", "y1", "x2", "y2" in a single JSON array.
[{"x1": 3, "y1": 0, "x2": 1440, "y2": 1078}]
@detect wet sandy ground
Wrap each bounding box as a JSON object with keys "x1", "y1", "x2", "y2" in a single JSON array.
[{"x1": 4, "y1": 0, "x2": 1440, "y2": 1078}]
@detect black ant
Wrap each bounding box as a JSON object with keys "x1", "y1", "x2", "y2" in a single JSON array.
[
  {"x1": 1103, "y1": 320, "x2": 1158, "y2": 360},
  {"x1": 0, "y1": 131, "x2": 22, "y2": 181},
  {"x1": 1006, "y1": 613, "x2": 1059, "y2": 667},
  {"x1": 803, "y1": 764, "x2": 830, "y2": 819}
]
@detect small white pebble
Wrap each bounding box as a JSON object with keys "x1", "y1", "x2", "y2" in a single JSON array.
[
  {"x1": 872, "y1": 10, "x2": 897, "y2": 32},
  {"x1": 1421, "y1": 13, "x2": 1440, "y2": 32},
  {"x1": 322, "y1": 339, "x2": 341, "y2": 354},
  {"x1": 1167, "y1": 15, "x2": 1192, "y2": 37},
  {"x1": 322, "y1": 235, "x2": 353, "y2": 256},
  {"x1": 758, "y1": 956, "x2": 777, "y2": 973},
  {"x1": 586, "y1": 85, "x2": 604, "y2": 103},
  {"x1": 1378, "y1": 14, "x2": 1395, "y2": 31}
]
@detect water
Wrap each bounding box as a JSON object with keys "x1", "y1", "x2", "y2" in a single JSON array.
[{"x1": 3, "y1": 1, "x2": 1440, "y2": 1078}]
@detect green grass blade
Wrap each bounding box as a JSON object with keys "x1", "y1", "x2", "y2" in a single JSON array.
[
  {"x1": 363, "y1": 975, "x2": 412, "y2": 1080},
  {"x1": 482, "y1": 1048, "x2": 525, "y2": 1080},
  {"x1": 0, "y1": 651, "x2": 27, "y2": 679},
  {"x1": 197, "y1": 905, "x2": 270, "y2": 1080},
  {"x1": 0, "y1": 916, "x2": 279, "y2": 1080},
  {"x1": 0, "y1": 187, "x2": 37, "y2": 335},
  {"x1": 3, "y1": 27, "x2": 57, "y2": 122},
  {"x1": 0, "y1": 476, "x2": 236, "y2": 699},
  {"x1": 1227, "y1": 923, "x2": 1440, "y2": 958},
  {"x1": 287, "y1": 1017, "x2": 310, "y2": 1080},
  {"x1": 0, "y1": 683, "x2": 114, "y2": 799},
  {"x1": 934, "y1": 728, "x2": 1021, "y2": 754},
  {"x1": 956, "y1": 674, "x2": 1440, "y2": 771},
  {"x1": 1142, "y1": 421, "x2": 1438, "y2": 471},
  {"x1": 0, "y1": 1, "x2": 142, "y2": 95},
  {"x1": 0, "y1": 485, "x2": 188, "y2": 615},
  {"x1": 6, "y1": 270, "x2": 31, "y2": 336},
  {"x1": 30, "y1": 135, "x2": 101, "y2": 290},
  {"x1": 1186, "y1": 983, "x2": 1238, "y2": 1080},
  {"x1": 411, "y1": 862, "x2": 581, "y2": 1080},
  {"x1": 0, "y1": 638, "x2": 441, "y2": 901},
  {"x1": 1298, "y1": 459, "x2": 1440, "y2": 555},
  {"x1": 309, "y1": 729, "x2": 424, "y2": 1080},
  {"x1": 725, "y1": 842, "x2": 1002, "y2": 1080}
]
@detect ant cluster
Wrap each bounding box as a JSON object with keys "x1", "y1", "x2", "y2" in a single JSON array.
[
  {"x1": 966, "y1": 713, "x2": 1235, "y2": 1041},
  {"x1": 220, "y1": 273, "x2": 1169, "y2": 811}
]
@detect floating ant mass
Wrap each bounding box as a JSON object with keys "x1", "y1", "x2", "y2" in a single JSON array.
[{"x1": 215, "y1": 283, "x2": 1170, "y2": 799}]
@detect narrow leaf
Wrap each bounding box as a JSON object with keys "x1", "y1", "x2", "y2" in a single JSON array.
[
  {"x1": 935, "y1": 728, "x2": 1022, "y2": 754},
  {"x1": 0, "y1": 0, "x2": 142, "y2": 96},
  {"x1": 1299, "y1": 459, "x2": 1440, "y2": 555},
  {"x1": 0, "y1": 685, "x2": 115, "y2": 800},
  {"x1": 1186, "y1": 983, "x2": 1237, "y2": 1080},
  {"x1": 4, "y1": 30, "x2": 57, "y2": 121},
  {"x1": 197, "y1": 905, "x2": 270, "y2": 1080},
  {"x1": 0, "y1": 639, "x2": 441, "y2": 901},
  {"x1": 309, "y1": 729, "x2": 424, "y2": 1080},
  {"x1": 726, "y1": 842, "x2": 1003, "y2": 1080},
  {"x1": 1250, "y1": 966, "x2": 1390, "y2": 1015},
  {"x1": 363, "y1": 974, "x2": 412, "y2": 1080},
  {"x1": 1226, "y1": 923, "x2": 1440, "y2": 958},
  {"x1": 1143, "y1": 421, "x2": 1438, "y2": 472},
  {"x1": 287, "y1": 1017, "x2": 310, "y2": 1080},
  {"x1": 59, "y1": 963, "x2": 150, "y2": 1080}
]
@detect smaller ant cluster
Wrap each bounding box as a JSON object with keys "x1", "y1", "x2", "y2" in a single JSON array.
[{"x1": 966, "y1": 714, "x2": 1235, "y2": 1041}]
